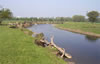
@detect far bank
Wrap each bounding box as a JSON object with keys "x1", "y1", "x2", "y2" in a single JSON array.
[{"x1": 55, "y1": 22, "x2": 100, "y2": 38}]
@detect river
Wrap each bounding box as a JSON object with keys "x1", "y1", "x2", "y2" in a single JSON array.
[{"x1": 28, "y1": 24, "x2": 100, "y2": 64}]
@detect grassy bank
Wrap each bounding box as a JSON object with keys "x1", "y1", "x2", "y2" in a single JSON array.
[
  {"x1": 56, "y1": 22, "x2": 100, "y2": 37},
  {"x1": 0, "y1": 26, "x2": 66, "y2": 64}
]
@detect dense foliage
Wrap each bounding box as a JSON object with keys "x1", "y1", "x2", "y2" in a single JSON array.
[
  {"x1": 72, "y1": 15, "x2": 85, "y2": 22},
  {"x1": 87, "y1": 11, "x2": 99, "y2": 23},
  {"x1": 0, "y1": 8, "x2": 13, "y2": 24},
  {"x1": 12, "y1": 17, "x2": 72, "y2": 22}
]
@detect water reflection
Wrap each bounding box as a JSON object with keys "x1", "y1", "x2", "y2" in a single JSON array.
[{"x1": 85, "y1": 35, "x2": 99, "y2": 41}]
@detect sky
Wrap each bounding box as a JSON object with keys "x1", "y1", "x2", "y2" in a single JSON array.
[{"x1": 0, "y1": 0, "x2": 100, "y2": 17}]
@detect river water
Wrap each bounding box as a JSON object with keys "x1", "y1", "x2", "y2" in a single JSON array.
[{"x1": 28, "y1": 24, "x2": 100, "y2": 64}]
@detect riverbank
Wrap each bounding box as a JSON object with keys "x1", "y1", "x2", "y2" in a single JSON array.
[
  {"x1": 0, "y1": 25, "x2": 66, "y2": 64},
  {"x1": 55, "y1": 22, "x2": 100, "y2": 37}
]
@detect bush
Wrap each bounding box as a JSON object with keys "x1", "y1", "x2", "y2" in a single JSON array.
[
  {"x1": 72, "y1": 15, "x2": 85, "y2": 22},
  {"x1": 9, "y1": 25, "x2": 17, "y2": 28}
]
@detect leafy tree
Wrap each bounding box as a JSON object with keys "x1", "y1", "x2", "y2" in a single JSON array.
[
  {"x1": 64, "y1": 17, "x2": 72, "y2": 21},
  {"x1": 0, "y1": 8, "x2": 13, "y2": 24},
  {"x1": 87, "y1": 11, "x2": 99, "y2": 23},
  {"x1": 72, "y1": 15, "x2": 85, "y2": 22},
  {"x1": 55, "y1": 17, "x2": 64, "y2": 21},
  {"x1": 31, "y1": 17, "x2": 38, "y2": 21}
]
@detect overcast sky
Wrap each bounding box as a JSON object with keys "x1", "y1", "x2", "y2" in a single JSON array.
[{"x1": 0, "y1": 0, "x2": 100, "y2": 17}]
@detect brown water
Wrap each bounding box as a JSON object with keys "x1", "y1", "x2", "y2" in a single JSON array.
[{"x1": 28, "y1": 24, "x2": 100, "y2": 64}]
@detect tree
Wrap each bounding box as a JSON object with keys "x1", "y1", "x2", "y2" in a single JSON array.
[
  {"x1": 97, "y1": 18, "x2": 100, "y2": 23},
  {"x1": 72, "y1": 15, "x2": 85, "y2": 22},
  {"x1": 0, "y1": 10, "x2": 2, "y2": 24},
  {"x1": 87, "y1": 11, "x2": 99, "y2": 23},
  {"x1": 64, "y1": 17, "x2": 72, "y2": 21},
  {"x1": 0, "y1": 8, "x2": 13, "y2": 24}
]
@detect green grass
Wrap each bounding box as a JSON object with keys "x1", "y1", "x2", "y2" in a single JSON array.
[
  {"x1": 56, "y1": 22, "x2": 100, "y2": 34},
  {"x1": 0, "y1": 26, "x2": 66, "y2": 64}
]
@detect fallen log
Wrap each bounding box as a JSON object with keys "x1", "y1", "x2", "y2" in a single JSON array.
[
  {"x1": 38, "y1": 33, "x2": 72, "y2": 59},
  {"x1": 61, "y1": 48, "x2": 65, "y2": 58},
  {"x1": 50, "y1": 36, "x2": 72, "y2": 59},
  {"x1": 40, "y1": 39, "x2": 50, "y2": 45}
]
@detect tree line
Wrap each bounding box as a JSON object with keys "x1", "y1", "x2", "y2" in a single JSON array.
[
  {"x1": 11, "y1": 11, "x2": 100, "y2": 23},
  {"x1": 0, "y1": 8, "x2": 100, "y2": 24}
]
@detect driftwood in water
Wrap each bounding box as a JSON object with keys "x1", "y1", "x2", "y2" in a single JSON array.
[
  {"x1": 50, "y1": 36, "x2": 72, "y2": 59},
  {"x1": 40, "y1": 35, "x2": 72, "y2": 59},
  {"x1": 40, "y1": 39, "x2": 50, "y2": 46},
  {"x1": 35, "y1": 33, "x2": 72, "y2": 59}
]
